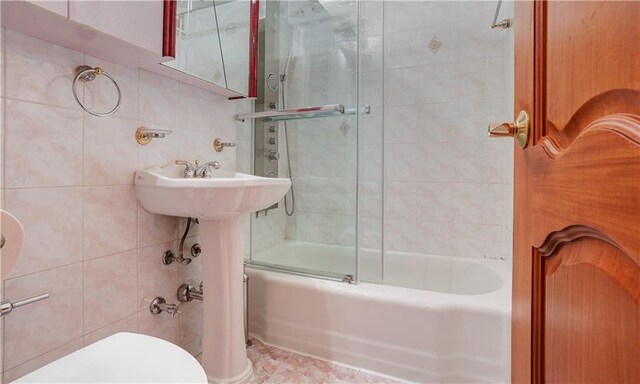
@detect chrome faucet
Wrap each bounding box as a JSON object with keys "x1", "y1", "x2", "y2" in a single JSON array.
[
  {"x1": 175, "y1": 160, "x2": 220, "y2": 178},
  {"x1": 175, "y1": 160, "x2": 196, "y2": 178},
  {"x1": 194, "y1": 161, "x2": 221, "y2": 178}
]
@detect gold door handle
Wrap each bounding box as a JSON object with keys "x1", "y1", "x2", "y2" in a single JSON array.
[{"x1": 488, "y1": 110, "x2": 529, "y2": 148}]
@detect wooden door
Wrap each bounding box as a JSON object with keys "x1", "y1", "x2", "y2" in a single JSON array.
[{"x1": 512, "y1": 1, "x2": 640, "y2": 383}]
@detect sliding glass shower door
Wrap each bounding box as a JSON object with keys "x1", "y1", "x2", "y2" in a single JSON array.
[{"x1": 244, "y1": 0, "x2": 360, "y2": 282}]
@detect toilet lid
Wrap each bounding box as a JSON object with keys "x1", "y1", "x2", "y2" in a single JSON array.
[{"x1": 14, "y1": 333, "x2": 207, "y2": 383}]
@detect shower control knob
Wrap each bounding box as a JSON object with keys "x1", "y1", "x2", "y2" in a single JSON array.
[
  {"x1": 269, "y1": 138, "x2": 276, "y2": 145},
  {"x1": 268, "y1": 126, "x2": 276, "y2": 133},
  {"x1": 268, "y1": 152, "x2": 280, "y2": 161}
]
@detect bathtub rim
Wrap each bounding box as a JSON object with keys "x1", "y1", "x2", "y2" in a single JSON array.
[{"x1": 246, "y1": 255, "x2": 512, "y2": 315}]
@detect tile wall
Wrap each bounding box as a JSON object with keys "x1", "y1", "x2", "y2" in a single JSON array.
[
  {"x1": 382, "y1": 0, "x2": 514, "y2": 262},
  {"x1": 0, "y1": 30, "x2": 239, "y2": 381}
]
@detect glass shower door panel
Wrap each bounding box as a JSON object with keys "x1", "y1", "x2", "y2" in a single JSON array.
[{"x1": 248, "y1": 0, "x2": 359, "y2": 282}]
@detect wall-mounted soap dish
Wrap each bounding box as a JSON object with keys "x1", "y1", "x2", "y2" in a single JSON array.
[{"x1": 136, "y1": 127, "x2": 173, "y2": 145}]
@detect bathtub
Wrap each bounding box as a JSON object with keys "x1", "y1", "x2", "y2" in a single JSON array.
[{"x1": 247, "y1": 242, "x2": 511, "y2": 383}]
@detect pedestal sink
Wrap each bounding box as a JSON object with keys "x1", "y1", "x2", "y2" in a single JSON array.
[{"x1": 135, "y1": 163, "x2": 291, "y2": 383}]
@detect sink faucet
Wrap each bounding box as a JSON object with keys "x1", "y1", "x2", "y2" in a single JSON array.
[
  {"x1": 195, "y1": 161, "x2": 221, "y2": 178},
  {"x1": 175, "y1": 160, "x2": 196, "y2": 178},
  {"x1": 175, "y1": 160, "x2": 220, "y2": 178}
]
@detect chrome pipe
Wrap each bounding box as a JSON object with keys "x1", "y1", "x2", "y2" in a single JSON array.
[
  {"x1": 244, "y1": 272, "x2": 252, "y2": 347},
  {"x1": 177, "y1": 283, "x2": 203, "y2": 302}
]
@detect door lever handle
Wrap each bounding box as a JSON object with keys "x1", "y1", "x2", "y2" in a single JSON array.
[{"x1": 488, "y1": 110, "x2": 530, "y2": 148}]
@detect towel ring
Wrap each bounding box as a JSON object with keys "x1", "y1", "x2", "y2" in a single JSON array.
[{"x1": 72, "y1": 65, "x2": 122, "y2": 117}]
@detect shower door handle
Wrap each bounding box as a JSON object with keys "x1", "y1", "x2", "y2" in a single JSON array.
[{"x1": 488, "y1": 110, "x2": 530, "y2": 149}]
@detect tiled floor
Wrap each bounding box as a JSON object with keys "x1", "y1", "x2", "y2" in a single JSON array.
[
  {"x1": 195, "y1": 338, "x2": 404, "y2": 383},
  {"x1": 246, "y1": 338, "x2": 404, "y2": 384}
]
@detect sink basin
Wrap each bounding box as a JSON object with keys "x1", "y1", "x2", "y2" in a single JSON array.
[{"x1": 135, "y1": 163, "x2": 291, "y2": 220}]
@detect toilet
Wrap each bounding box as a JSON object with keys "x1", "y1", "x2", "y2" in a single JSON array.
[{"x1": 14, "y1": 333, "x2": 207, "y2": 383}]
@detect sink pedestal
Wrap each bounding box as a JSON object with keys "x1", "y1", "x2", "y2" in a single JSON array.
[
  {"x1": 200, "y1": 218, "x2": 252, "y2": 384},
  {"x1": 134, "y1": 164, "x2": 291, "y2": 383}
]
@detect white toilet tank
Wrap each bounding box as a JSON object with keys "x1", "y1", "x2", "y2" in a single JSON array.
[{"x1": 13, "y1": 333, "x2": 207, "y2": 383}]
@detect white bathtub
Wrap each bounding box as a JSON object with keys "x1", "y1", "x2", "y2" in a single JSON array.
[{"x1": 247, "y1": 242, "x2": 511, "y2": 383}]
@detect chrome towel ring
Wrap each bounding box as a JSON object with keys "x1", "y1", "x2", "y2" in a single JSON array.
[{"x1": 72, "y1": 65, "x2": 122, "y2": 117}]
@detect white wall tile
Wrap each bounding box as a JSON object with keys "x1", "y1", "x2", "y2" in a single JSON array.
[
  {"x1": 385, "y1": 105, "x2": 419, "y2": 144},
  {"x1": 386, "y1": 29, "x2": 419, "y2": 69},
  {"x1": 384, "y1": 1, "x2": 420, "y2": 33},
  {"x1": 418, "y1": 63, "x2": 453, "y2": 104},
  {"x1": 5, "y1": 188, "x2": 83, "y2": 278},
  {"x1": 139, "y1": 70, "x2": 179, "y2": 126},
  {"x1": 5, "y1": 100, "x2": 83, "y2": 188},
  {"x1": 83, "y1": 115, "x2": 138, "y2": 185},
  {"x1": 420, "y1": 1, "x2": 452, "y2": 27},
  {"x1": 83, "y1": 251, "x2": 138, "y2": 333},
  {"x1": 418, "y1": 24, "x2": 452, "y2": 65},
  {"x1": 385, "y1": 182, "x2": 417, "y2": 220},
  {"x1": 386, "y1": 67, "x2": 420, "y2": 106},
  {"x1": 179, "y1": 83, "x2": 213, "y2": 132},
  {"x1": 4, "y1": 264, "x2": 84, "y2": 370},
  {"x1": 83, "y1": 185, "x2": 137, "y2": 259},
  {"x1": 384, "y1": 219, "x2": 417, "y2": 253},
  {"x1": 5, "y1": 30, "x2": 83, "y2": 109}
]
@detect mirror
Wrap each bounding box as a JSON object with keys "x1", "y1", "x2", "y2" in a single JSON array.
[
  {"x1": 161, "y1": 0, "x2": 255, "y2": 97},
  {"x1": 214, "y1": 0, "x2": 252, "y2": 95},
  {"x1": 163, "y1": 0, "x2": 226, "y2": 88}
]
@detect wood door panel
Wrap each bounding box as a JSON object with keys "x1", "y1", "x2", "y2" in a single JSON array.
[
  {"x1": 531, "y1": 114, "x2": 640, "y2": 260},
  {"x1": 539, "y1": 238, "x2": 640, "y2": 383},
  {"x1": 546, "y1": 1, "x2": 640, "y2": 146},
  {"x1": 513, "y1": 1, "x2": 640, "y2": 383}
]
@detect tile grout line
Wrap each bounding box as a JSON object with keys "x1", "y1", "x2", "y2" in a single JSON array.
[{"x1": 264, "y1": 352, "x2": 292, "y2": 384}]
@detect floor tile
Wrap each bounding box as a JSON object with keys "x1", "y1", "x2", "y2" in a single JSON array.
[
  {"x1": 248, "y1": 338, "x2": 291, "y2": 384},
  {"x1": 197, "y1": 338, "x2": 405, "y2": 384},
  {"x1": 266, "y1": 353, "x2": 358, "y2": 384}
]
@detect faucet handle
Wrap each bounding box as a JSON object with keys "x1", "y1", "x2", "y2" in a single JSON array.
[
  {"x1": 175, "y1": 160, "x2": 196, "y2": 178},
  {"x1": 175, "y1": 160, "x2": 195, "y2": 168},
  {"x1": 166, "y1": 304, "x2": 181, "y2": 319},
  {"x1": 149, "y1": 297, "x2": 181, "y2": 318}
]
